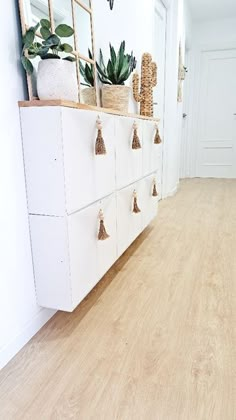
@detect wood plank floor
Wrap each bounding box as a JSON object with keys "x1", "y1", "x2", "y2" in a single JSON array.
[{"x1": 1, "y1": 179, "x2": 236, "y2": 420}]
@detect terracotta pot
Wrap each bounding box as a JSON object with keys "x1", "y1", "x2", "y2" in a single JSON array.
[
  {"x1": 101, "y1": 85, "x2": 130, "y2": 112},
  {"x1": 81, "y1": 87, "x2": 96, "y2": 106},
  {"x1": 37, "y1": 59, "x2": 78, "y2": 102}
]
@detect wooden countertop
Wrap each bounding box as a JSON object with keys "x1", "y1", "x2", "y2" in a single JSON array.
[{"x1": 18, "y1": 100, "x2": 160, "y2": 122}]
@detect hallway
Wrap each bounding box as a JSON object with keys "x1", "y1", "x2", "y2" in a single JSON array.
[{"x1": 1, "y1": 179, "x2": 236, "y2": 419}]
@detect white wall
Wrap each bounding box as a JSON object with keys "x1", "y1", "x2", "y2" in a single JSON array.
[
  {"x1": 0, "y1": 0, "x2": 55, "y2": 370},
  {"x1": 93, "y1": 0, "x2": 155, "y2": 114},
  {"x1": 181, "y1": 17, "x2": 236, "y2": 178}
]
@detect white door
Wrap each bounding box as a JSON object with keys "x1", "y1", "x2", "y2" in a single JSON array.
[{"x1": 197, "y1": 49, "x2": 236, "y2": 178}]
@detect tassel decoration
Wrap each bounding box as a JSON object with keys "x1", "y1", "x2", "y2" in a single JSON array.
[
  {"x1": 95, "y1": 116, "x2": 106, "y2": 155},
  {"x1": 133, "y1": 190, "x2": 141, "y2": 213},
  {"x1": 152, "y1": 179, "x2": 158, "y2": 197},
  {"x1": 98, "y1": 210, "x2": 110, "y2": 240},
  {"x1": 132, "y1": 121, "x2": 142, "y2": 149},
  {"x1": 154, "y1": 123, "x2": 162, "y2": 144}
]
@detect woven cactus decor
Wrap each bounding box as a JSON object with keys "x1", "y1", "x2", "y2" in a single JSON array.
[{"x1": 132, "y1": 53, "x2": 157, "y2": 117}]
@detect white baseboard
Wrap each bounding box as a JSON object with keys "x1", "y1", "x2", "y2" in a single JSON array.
[
  {"x1": 0, "y1": 308, "x2": 56, "y2": 370},
  {"x1": 162, "y1": 183, "x2": 179, "y2": 199}
]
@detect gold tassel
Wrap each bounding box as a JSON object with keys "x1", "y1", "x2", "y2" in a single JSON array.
[
  {"x1": 98, "y1": 210, "x2": 110, "y2": 240},
  {"x1": 95, "y1": 116, "x2": 106, "y2": 155},
  {"x1": 152, "y1": 179, "x2": 158, "y2": 197},
  {"x1": 133, "y1": 190, "x2": 141, "y2": 213},
  {"x1": 154, "y1": 124, "x2": 162, "y2": 144},
  {"x1": 132, "y1": 121, "x2": 141, "y2": 149}
]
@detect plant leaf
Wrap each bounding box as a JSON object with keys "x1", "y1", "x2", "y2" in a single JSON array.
[
  {"x1": 99, "y1": 49, "x2": 107, "y2": 75},
  {"x1": 63, "y1": 56, "x2": 76, "y2": 62},
  {"x1": 41, "y1": 53, "x2": 60, "y2": 60},
  {"x1": 21, "y1": 56, "x2": 34, "y2": 74},
  {"x1": 55, "y1": 24, "x2": 74, "y2": 37},
  {"x1": 40, "y1": 27, "x2": 51, "y2": 40},
  {"x1": 43, "y1": 34, "x2": 60, "y2": 48},
  {"x1": 60, "y1": 43, "x2": 73, "y2": 53},
  {"x1": 23, "y1": 29, "x2": 35, "y2": 48},
  {"x1": 40, "y1": 19, "x2": 51, "y2": 29}
]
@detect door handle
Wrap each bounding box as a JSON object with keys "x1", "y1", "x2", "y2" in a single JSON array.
[{"x1": 183, "y1": 113, "x2": 187, "y2": 118}]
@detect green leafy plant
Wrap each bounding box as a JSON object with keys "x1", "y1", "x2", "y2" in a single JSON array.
[
  {"x1": 79, "y1": 49, "x2": 95, "y2": 87},
  {"x1": 96, "y1": 41, "x2": 137, "y2": 85},
  {"x1": 21, "y1": 19, "x2": 75, "y2": 75}
]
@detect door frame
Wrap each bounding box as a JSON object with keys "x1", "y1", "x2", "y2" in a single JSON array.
[{"x1": 153, "y1": 0, "x2": 168, "y2": 199}]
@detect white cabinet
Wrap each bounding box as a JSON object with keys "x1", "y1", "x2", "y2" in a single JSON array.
[
  {"x1": 20, "y1": 105, "x2": 162, "y2": 312},
  {"x1": 115, "y1": 116, "x2": 143, "y2": 189}
]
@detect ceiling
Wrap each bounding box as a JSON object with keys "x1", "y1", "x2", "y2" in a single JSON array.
[{"x1": 188, "y1": 0, "x2": 236, "y2": 21}]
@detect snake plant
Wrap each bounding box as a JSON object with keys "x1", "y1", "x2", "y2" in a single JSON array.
[
  {"x1": 79, "y1": 49, "x2": 94, "y2": 87},
  {"x1": 96, "y1": 41, "x2": 137, "y2": 85}
]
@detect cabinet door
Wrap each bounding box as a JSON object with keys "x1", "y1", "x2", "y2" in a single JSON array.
[
  {"x1": 143, "y1": 120, "x2": 162, "y2": 175},
  {"x1": 68, "y1": 193, "x2": 117, "y2": 309},
  {"x1": 21, "y1": 107, "x2": 66, "y2": 216},
  {"x1": 140, "y1": 174, "x2": 159, "y2": 229},
  {"x1": 97, "y1": 194, "x2": 117, "y2": 279},
  {"x1": 117, "y1": 182, "x2": 143, "y2": 257},
  {"x1": 115, "y1": 117, "x2": 143, "y2": 189},
  {"x1": 29, "y1": 215, "x2": 72, "y2": 311},
  {"x1": 62, "y1": 109, "x2": 115, "y2": 214},
  {"x1": 68, "y1": 203, "x2": 98, "y2": 309}
]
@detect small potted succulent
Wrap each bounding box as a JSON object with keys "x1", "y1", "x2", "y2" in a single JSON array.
[
  {"x1": 21, "y1": 20, "x2": 77, "y2": 102},
  {"x1": 79, "y1": 49, "x2": 96, "y2": 106},
  {"x1": 96, "y1": 41, "x2": 136, "y2": 112}
]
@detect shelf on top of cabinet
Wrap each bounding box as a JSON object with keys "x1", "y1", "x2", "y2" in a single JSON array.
[{"x1": 18, "y1": 100, "x2": 160, "y2": 122}]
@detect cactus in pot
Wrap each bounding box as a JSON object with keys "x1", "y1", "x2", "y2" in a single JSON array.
[
  {"x1": 96, "y1": 41, "x2": 136, "y2": 112},
  {"x1": 79, "y1": 49, "x2": 96, "y2": 106},
  {"x1": 132, "y1": 53, "x2": 157, "y2": 117}
]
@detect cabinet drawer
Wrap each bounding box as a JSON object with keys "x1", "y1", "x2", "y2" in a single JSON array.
[
  {"x1": 140, "y1": 173, "x2": 159, "y2": 229},
  {"x1": 68, "y1": 194, "x2": 117, "y2": 308},
  {"x1": 21, "y1": 107, "x2": 66, "y2": 216},
  {"x1": 115, "y1": 117, "x2": 143, "y2": 189},
  {"x1": 30, "y1": 194, "x2": 117, "y2": 312},
  {"x1": 62, "y1": 109, "x2": 116, "y2": 214},
  {"x1": 117, "y1": 181, "x2": 143, "y2": 257},
  {"x1": 143, "y1": 120, "x2": 162, "y2": 175}
]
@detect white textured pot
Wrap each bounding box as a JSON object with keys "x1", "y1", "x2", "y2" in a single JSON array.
[{"x1": 37, "y1": 59, "x2": 78, "y2": 102}]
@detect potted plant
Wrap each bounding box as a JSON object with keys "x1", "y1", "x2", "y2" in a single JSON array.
[
  {"x1": 79, "y1": 49, "x2": 96, "y2": 106},
  {"x1": 21, "y1": 20, "x2": 77, "y2": 102},
  {"x1": 96, "y1": 41, "x2": 136, "y2": 112}
]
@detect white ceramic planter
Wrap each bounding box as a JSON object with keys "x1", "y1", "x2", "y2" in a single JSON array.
[{"x1": 37, "y1": 59, "x2": 78, "y2": 102}]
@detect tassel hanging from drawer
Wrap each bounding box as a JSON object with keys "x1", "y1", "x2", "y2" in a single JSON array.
[
  {"x1": 98, "y1": 210, "x2": 110, "y2": 240},
  {"x1": 132, "y1": 121, "x2": 141, "y2": 150},
  {"x1": 95, "y1": 116, "x2": 107, "y2": 155},
  {"x1": 154, "y1": 123, "x2": 162, "y2": 144},
  {"x1": 133, "y1": 190, "x2": 141, "y2": 213},
  {"x1": 152, "y1": 178, "x2": 158, "y2": 197}
]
